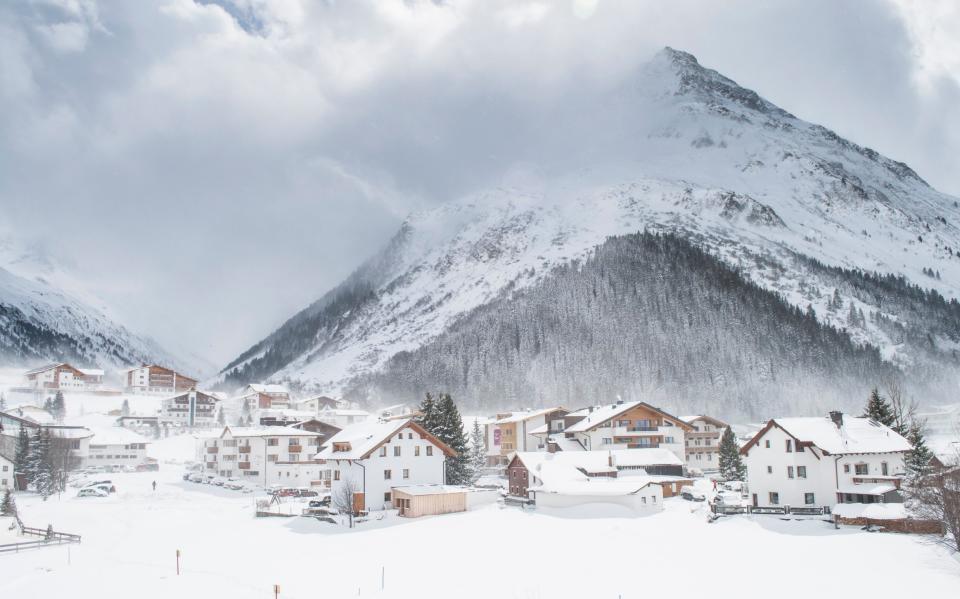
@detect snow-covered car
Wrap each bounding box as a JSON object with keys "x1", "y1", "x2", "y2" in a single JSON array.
[
  {"x1": 82, "y1": 479, "x2": 114, "y2": 490},
  {"x1": 90, "y1": 483, "x2": 116, "y2": 494},
  {"x1": 295, "y1": 488, "x2": 319, "y2": 497},
  {"x1": 77, "y1": 487, "x2": 110, "y2": 498},
  {"x1": 680, "y1": 486, "x2": 706, "y2": 501},
  {"x1": 186, "y1": 473, "x2": 204, "y2": 483},
  {"x1": 211, "y1": 477, "x2": 227, "y2": 487},
  {"x1": 224, "y1": 479, "x2": 244, "y2": 490},
  {"x1": 202, "y1": 474, "x2": 217, "y2": 484}
]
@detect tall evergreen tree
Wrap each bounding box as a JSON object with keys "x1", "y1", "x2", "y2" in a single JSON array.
[
  {"x1": 863, "y1": 388, "x2": 894, "y2": 426},
  {"x1": 217, "y1": 408, "x2": 226, "y2": 426},
  {"x1": 121, "y1": 399, "x2": 131, "y2": 417},
  {"x1": 417, "y1": 393, "x2": 470, "y2": 485},
  {"x1": 0, "y1": 488, "x2": 15, "y2": 517},
  {"x1": 904, "y1": 421, "x2": 934, "y2": 480},
  {"x1": 51, "y1": 391, "x2": 66, "y2": 423},
  {"x1": 717, "y1": 427, "x2": 746, "y2": 481},
  {"x1": 27, "y1": 428, "x2": 53, "y2": 497},
  {"x1": 0, "y1": 392, "x2": 7, "y2": 412},
  {"x1": 14, "y1": 426, "x2": 30, "y2": 479},
  {"x1": 468, "y1": 418, "x2": 486, "y2": 485}
]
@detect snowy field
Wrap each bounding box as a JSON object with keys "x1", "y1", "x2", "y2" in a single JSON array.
[{"x1": 1, "y1": 435, "x2": 958, "y2": 599}]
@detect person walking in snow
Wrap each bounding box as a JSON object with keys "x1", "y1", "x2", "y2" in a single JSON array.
[{"x1": 152, "y1": 481, "x2": 157, "y2": 492}]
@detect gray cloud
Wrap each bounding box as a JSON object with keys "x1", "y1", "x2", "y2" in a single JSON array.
[{"x1": 1, "y1": 0, "x2": 958, "y2": 365}]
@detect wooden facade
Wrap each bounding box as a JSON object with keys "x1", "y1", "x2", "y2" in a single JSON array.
[{"x1": 392, "y1": 488, "x2": 467, "y2": 518}]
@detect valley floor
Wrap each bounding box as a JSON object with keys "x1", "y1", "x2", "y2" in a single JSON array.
[{"x1": 2, "y1": 435, "x2": 959, "y2": 599}]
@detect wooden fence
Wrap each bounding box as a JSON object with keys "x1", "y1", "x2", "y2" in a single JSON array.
[{"x1": 0, "y1": 523, "x2": 82, "y2": 555}]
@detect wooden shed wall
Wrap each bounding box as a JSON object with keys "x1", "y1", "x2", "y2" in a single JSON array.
[{"x1": 394, "y1": 490, "x2": 466, "y2": 518}]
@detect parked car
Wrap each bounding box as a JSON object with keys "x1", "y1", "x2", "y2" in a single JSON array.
[
  {"x1": 224, "y1": 479, "x2": 244, "y2": 490},
  {"x1": 295, "y1": 488, "x2": 319, "y2": 498},
  {"x1": 78, "y1": 487, "x2": 109, "y2": 498},
  {"x1": 680, "y1": 486, "x2": 706, "y2": 502},
  {"x1": 308, "y1": 496, "x2": 332, "y2": 509},
  {"x1": 187, "y1": 473, "x2": 204, "y2": 483},
  {"x1": 268, "y1": 486, "x2": 299, "y2": 497},
  {"x1": 82, "y1": 479, "x2": 114, "y2": 490}
]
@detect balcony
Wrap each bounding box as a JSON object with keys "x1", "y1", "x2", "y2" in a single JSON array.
[
  {"x1": 239, "y1": 446, "x2": 251, "y2": 454},
  {"x1": 239, "y1": 462, "x2": 251, "y2": 470},
  {"x1": 206, "y1": 447, "x2": 219, "y2": 454},
  {"x1": 288, "y1": 445, "x2": 303, "y2": 453},
  {"x1": 205, "y1": 462, "x2": 216, "y2": 469},
  {"x1": 626, "y1": 442, "x2": 659, "y2": 449},
  {"x1": 613, "y1": 425, "x2": 666, "y2": 437}
]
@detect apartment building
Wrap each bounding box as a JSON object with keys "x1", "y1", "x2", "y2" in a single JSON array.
[
  {"x1": 681, "y1": 415, "x2": 729, "y2": 471},
  {"x1": 197, "y1": 426, "x2": 324, "y2": 486},
  {"x1": 160, "y1": 390, "x2": 220, "y2": 428},
  {"x1": 239, "y1": 384, "x2": 292, "y2": 410},
  {"x1": 550, "y1": 401, "x2": 692, "y2": 463},
  {"x1": 740, "y1": 411, "x2": 911, "y2": 510},
  {"x1": 24, "y1": 363, "x2": 90, "y2": 392},
  {"x1": 485, "y1": 408, "x2": 568, "y2": 466},
  {"x1": 126, "y1": 365, "x2": 197, "y2": 394}
]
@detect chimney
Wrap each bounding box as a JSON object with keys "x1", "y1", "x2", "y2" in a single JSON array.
[
  {"x1": 829, "y1": 411, "x2": 844, "y2": 428},
  {"x1": 547, "y1": 441, "x2": 558, "y2": 454}
]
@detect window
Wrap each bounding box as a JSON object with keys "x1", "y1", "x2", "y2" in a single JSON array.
[
  {"x1": 664, "y1": 437, "x2": 675, "y2": 444},
  {"x1": 601, "y1": 438, "x2": 613, "y2": 445},
  {"x1": 641, "y1": 496, "x2": 647, "y2": 504},
  {"x1": 267, "y1": 438, "x2": 278, "y2": 446},
  {"x1": 769, "y1": 492, "x2": 780, "y2": 505},
  {"x1": 766, "y1": 466, "x2": 772, "y2": 474},
  {"x1": 787, "y1": 466, "x2": 794, "y2": 479},
  {"x1": 651, "y1": 495, "x2": 656, "y2": 503},
  {"x1": 843, "y1": 464, "x2": 850, "y2": 473},
  {"x1": 426, "y1": 446, "x2": 433, "y2": 456},
  {"x1": 408, "y1": 433, "x2": 413, "y2": 439},
  {"x1": 797, "y1": 466, "x2": 807, "y2": 479},
  {"x1": 288, "y1": 454, "x2": 300, "y2": 462},
  {"x1": 415, "y1": 446, "x2": 421, "y2": 457},
  {"x1": 384, "y1": 492, "x2": 391, "y2": 502},
  {"x1": 785, "y1": 440, "x2": 793, "y2": 453},
  {"x1": 384, "y1": 469, "x2": 392, "y2": 480},
  {"x1": 764, "y1": 440, "x2": 770, "y2": 449},
  {"x1": 403, "y1": 469, "x2": 410, "y2": 479},
  {"x1": 394, "y1": 446, "x2": 401, "y2": 457},
  {"x1": 804, "y1": 493, "x2": 815, "y2": 505},
  {"x1": 267, "y1": 455, "x2": 278, "y2": 462},
  {"x1": 855, "y1": 463, "x2": 869, "y2": 475},
  {"x1": 881, "y1": 462, "x2": 888, "y2": 476},
  {"x1": 379, "y1": 446, "x2": 387, "y2": 457},
  {"x1": 334, "y1": 470, "x2": 340, "y2": 481}
]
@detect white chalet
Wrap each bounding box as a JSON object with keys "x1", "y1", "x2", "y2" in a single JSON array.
[
  {"x1": 84, "y1": 427, "x2": 151, "y2": 470},
  {"x1": 740, "y1": 412, "x2": 911, "y2": 510},
  {"x1": 315, "y1": 418, "x2": 456, "y2": 512}
]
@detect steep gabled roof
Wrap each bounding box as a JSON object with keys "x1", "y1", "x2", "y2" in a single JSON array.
[
  {"x1": 494, "y1": 407, "x2": 567, "y2": 425},
  {"x1": 740, "y1": 414, "x2": 911, "y2": 456},
  {"x1": 315, "y1": 418, "x2": 456, "y2": 460},
  {"x1": 680, "y1": 415, "x2": 729, "y2": 429},
  {"x1": 564, "y1": 401, "x2": 694, "y2": 433}
]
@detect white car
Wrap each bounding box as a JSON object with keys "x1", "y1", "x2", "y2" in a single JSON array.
[{"x1": 78, "y1": 487, "x2": 109, "y2": 498}]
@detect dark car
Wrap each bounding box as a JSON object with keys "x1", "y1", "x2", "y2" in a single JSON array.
[{"x1": 308, "y1": 497, "x2": 331, "y2": 508}]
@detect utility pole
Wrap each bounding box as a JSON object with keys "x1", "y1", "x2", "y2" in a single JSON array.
[{"x1": 176, "y1": 549, "x2": 181, "y2": 575}]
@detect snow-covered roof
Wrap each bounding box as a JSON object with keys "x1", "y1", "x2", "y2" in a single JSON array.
[
  {"x1": 563, "y1": 401, "x2": 691, "y2": 433},
  {"x1": 316, "y1": 418, "x2": 455, "y2": 460},
  {"x1": 832, "y1": 503, "x2": 908, "y2": 520},
  {"x1": 24, "y1": 363, "x2": 59, "y2": 375},
  {"x1": 513, "y1": 448, "x2": 681, "y2": 480},
  {"x1": 14, "y1": 406, "x2": 56, "y2": 425},
  {"x1": 78, "y1": 368, "x2": 104, "y2": 376},
  {"x1": 494, "y1": 408, "x2": 562, "y2": 424},
  {"x1": 244, "y1": 384, "x2": 289, "y2": 395},
  {"x1": 221, "y1": 426, "x2": 322, "y2": 438},
  {"x1": 89, "y1": 426, "x2": 151, "y2": 446},
  {"x1": 316, "y1": 419, "x2": 413, "y2": 460},
  {"x1": 392, "y1": 484, "x2": 466, "y2": 496},
  {"x1": 535, "y1": 475, "x2": 658, "y2": 497},
  {"x1": 547, "y1": 436, "x2": 588, "y2": 451},
  {"x1": 317, "y1": 407, "x2": 371, "y2": 417},
  {"x1": 836, "y1": 482, "x2": 898, "y2": 496},
  {"x1": 753, "y1": 414, "x2": 912, "y2": 455}
]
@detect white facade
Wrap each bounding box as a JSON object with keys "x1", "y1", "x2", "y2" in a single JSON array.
[
  {"x1": 25, "y1": 364, "x2": 86, "y2": 391},
  {"x1": 742, "y1": 414, "x2": 909, "y2": 510},
  {"x1": 160, "y1": 391, "x2": 220, "y2": 428},
  {"x1": 532, "y1": 483, "x2": 664, "y2": 513},
  {"x1": 0, "y1": 453, "x2": 14, "y2": 489},
  {"x1": 319, "y1": 420, "x2": 450, "y2": 511},
  {"x1": 84, "y1": 441, "x2": 150, "y2": 469},
  {"x1": 314, "y1": 407, "x2": 370, "y2": 429},
  {"x1": 197, "y1": 426, "x2": 324, "y2": 487}
]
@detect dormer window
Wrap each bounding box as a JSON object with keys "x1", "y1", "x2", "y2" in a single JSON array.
[
  {"x1": 785, "y1": 440, "x2": 793, "y2": 453},
  {"x1": 333, "y1": 442, "x2": 351, "y2": 452}
]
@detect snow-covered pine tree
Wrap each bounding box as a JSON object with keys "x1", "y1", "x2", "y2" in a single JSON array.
[
  {"x1": 0, "y1": 392, "x2": 6, "y2": 412},
  {"x1": 14, "y1": 426, "x2": 30, "y2": 480},
  {"x1": 468, "y1": 418, "x2": 486, "y2": 485},
  {"x1": 27, "y1": 428, "x2": 53, "y2": 497},
  {"x1": 863, "y1": 388, "x2": 894, "y2": 427},
  {"x1": 121, "y1": 399, "x2": 130, "y2": 417},
  {"x1": 414, "y1": 393, "x2": 439, "y2": 432},
  {"x1": 217, "y1": 408, "x2": 226, "y2": 426},
  {"x1": 0, "y1": 488, "x2": 15, "y2": 517},
  {"x1": 717, "y1": 427, "x2": 746, "y2": 481},
  {"x1": 52, "y1": 390, "x2": 65, "y2": 423},
  {"x1": 904, "y1": 421, "x2": 934, "y2": 480},
  {"x1": 424, "y1": 394, "x2": 470, "y2": 485}
]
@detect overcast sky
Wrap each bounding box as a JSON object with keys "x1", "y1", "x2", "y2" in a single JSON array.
[{"x1": 1, "y1": 0, "x2": 958, "y2": 367}]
